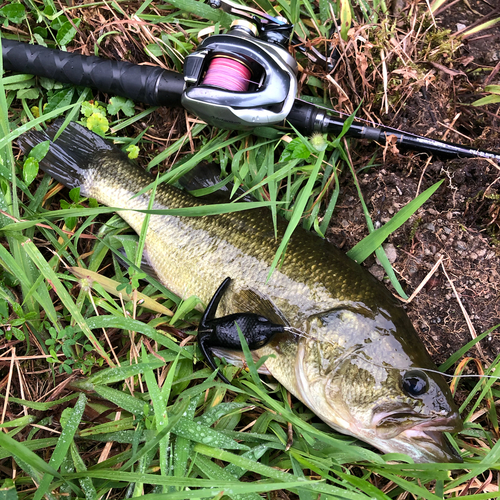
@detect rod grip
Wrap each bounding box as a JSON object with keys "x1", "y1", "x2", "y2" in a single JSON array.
[
  {"x1": 287, "y1": 100, "x2": 377, "y2": 140},
  {"x1": 1, "y1": 39, "x2": 185, "y2": 107},
  {"x1": 286, "y1": 100, "x2": 319, "y2": 135}
]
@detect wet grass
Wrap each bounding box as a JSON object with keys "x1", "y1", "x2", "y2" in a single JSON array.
[{"x1": 1, "y1": 0, "x2": 500, "y2": 498}]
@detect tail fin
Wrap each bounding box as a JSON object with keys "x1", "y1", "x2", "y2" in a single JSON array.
[{"x1": 18, "y1": 122, "x2": 116, "y2": 190}]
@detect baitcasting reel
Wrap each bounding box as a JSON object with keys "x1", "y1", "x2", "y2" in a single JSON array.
[{"x1": 182, "y1": 0, "x2": 298, "y2": 129}]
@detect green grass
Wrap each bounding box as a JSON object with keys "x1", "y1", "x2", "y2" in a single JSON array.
[{"x1": 1, "y1": 0, "x2": 500, "y2": 498}]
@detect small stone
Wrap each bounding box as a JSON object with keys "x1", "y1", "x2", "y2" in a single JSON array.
[
  {"x1": 470, "y1": 252, "x2": 478, "y2": 260},
  {"x1": 369, "y1": 264, "x2": 385, "y2": 281},
  {"x1": 407, "y1": 261, "x2": 419, "y2": 275},
  {"x1": 425, "y1": 223, "x2": 436, "y2": 232},
  {"x1": 456, "y1": 241, "x2": 467, "y2": 251},
  {"x1": 485, "y1": 49, "x2": 500, "y2": 65},
  {"x1": 383, "y1": 243, "x2": 397, "y2": 263},
  {"x1": 443, "y1": 227, "x2": 452, "y2": 235},
  {"x1": 456, "y1": 23, "x2": 467, "y2": 31}
]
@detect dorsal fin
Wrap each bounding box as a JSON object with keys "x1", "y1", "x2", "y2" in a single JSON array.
[{"x1": 178, "y1": 162, "x2": 255, "y2": 203}]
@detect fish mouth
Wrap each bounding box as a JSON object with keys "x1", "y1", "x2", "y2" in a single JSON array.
[
  {"x1": 374, "y1": 412, "x2": 463, "y2": 463},
  {"x1": 400, "y1": 424, "x2": 463, "y2": 463}
]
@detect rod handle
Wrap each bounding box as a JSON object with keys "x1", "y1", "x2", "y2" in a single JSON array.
[{"x1": 1, "y1": 39, "x2": 185, "y2": 107}]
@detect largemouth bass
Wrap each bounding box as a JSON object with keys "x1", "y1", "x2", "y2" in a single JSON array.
[{"x1": 19, "y1": 122, "x2": 462, "y2": 463}]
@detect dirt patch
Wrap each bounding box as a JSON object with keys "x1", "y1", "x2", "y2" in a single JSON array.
[
  {"x1": 330, "y1": 16, "x2": 500, "y2": 378},
  {"x1": 328, "y1": 157, "x2": 500, "y2": 362}
]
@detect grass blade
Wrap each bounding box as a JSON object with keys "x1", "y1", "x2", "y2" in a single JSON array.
[
  {"x1": 347, "y1": 180, "x2": 444, "y2": 263},
  {"x1": 34, "y1": 393, "x2": 87, "y2": 500},
  {"x1": 267, "y1": 149, "x2": 325, "y2": 278},
  {"x1": 21, "y1": 238, "x2": 113, "y2": 366}
]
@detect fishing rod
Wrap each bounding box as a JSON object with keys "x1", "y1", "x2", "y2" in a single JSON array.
[{"x1": 2, "y1": 0, "x2": 499, "y2": 161}]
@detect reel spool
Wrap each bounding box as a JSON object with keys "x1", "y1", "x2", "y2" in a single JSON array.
[
  {"x1": 182, "y1": 20, "x2": 298, "y2": 130},
  {"x1": 202, "y1": 54, "x2": 254, "y2": 92}
]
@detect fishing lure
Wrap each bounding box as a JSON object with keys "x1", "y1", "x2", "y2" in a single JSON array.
[{"x1": 197, "y1": 277, "x2": 284, "y2": 384}]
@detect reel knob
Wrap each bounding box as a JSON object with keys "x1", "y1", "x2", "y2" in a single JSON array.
[{"x1": 230, "y1": 19, "x2": 258, "y2": 37}]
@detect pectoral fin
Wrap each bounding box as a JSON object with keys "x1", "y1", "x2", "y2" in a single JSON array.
[
  {"x1": 229, "y1": 287, "x2": 289, "y2": 327},
  {"x1": 209, "y1": 346, "x2": 273, "y2": 376}
]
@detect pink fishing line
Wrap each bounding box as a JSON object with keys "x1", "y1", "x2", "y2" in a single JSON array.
[{"x1": 203, "y1": 57, "x2": 252, "y2": 92}]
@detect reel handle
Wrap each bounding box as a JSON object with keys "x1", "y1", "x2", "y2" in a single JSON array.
[{"x1": 1, "y1": 39, "x2": 185, "y2": 107}]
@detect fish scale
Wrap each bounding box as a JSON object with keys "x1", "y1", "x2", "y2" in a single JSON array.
[{"x1": 18, "y1": 121, "x2": 463, "y2": 463}]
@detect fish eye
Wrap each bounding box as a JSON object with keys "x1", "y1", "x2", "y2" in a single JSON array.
[{"x1": 402, "y1": 370, "x2": 428, "y2": 397}]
